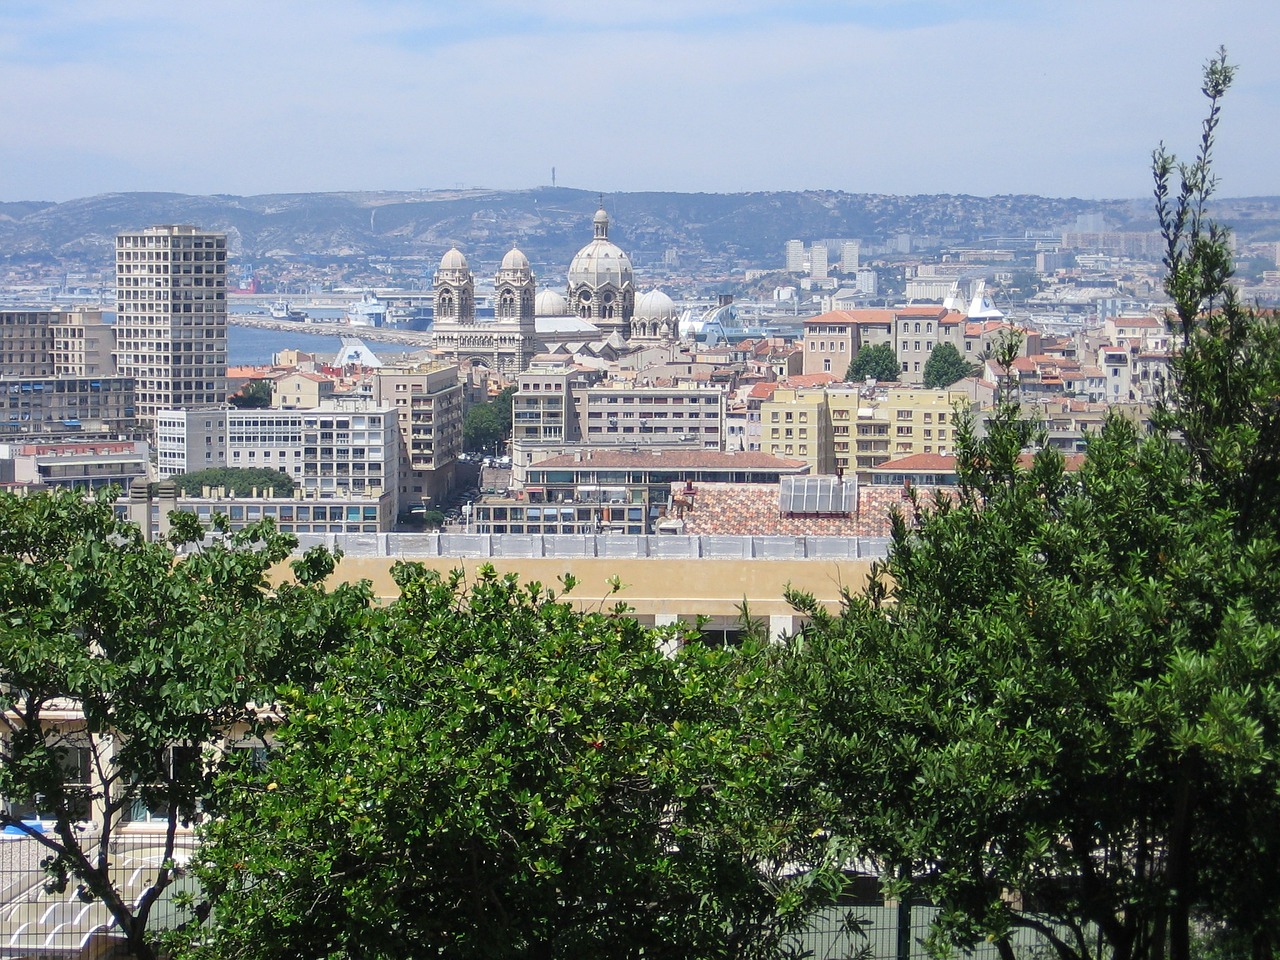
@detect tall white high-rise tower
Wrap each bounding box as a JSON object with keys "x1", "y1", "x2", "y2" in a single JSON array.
[{"x1": 115, "y1": 225, "x2": 228, "y2": 424}]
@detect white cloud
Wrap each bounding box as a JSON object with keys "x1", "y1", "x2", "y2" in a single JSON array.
[{"x1": 0, "y1": 0, "x2": 1276, "y2": 200}]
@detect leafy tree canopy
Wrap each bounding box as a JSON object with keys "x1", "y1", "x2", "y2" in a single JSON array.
[
  {"x1": 0, "y1": 490, "x2": 370, "y2": 960},
  {"x1": 228, "y1": 379, "x2": 273, "y2": 410},
  {"x1": 188, "y1": 566, "x2": 816, "y2": 960},
  {"x1": 922, "y1": 341, "x2": 978, "y2": 388},
  {"x1": 845, "y1": 342, "x2": 899, "y2": 383},
  {"x1": 789, "y1": 50, "x2": 1280, "y2": 960},
  {"x1": 463, "y1": 385, "x2": 516, "y2": 453},
  {"x1": 170, "y1": 467, "x2": 296, "y2": 498}
]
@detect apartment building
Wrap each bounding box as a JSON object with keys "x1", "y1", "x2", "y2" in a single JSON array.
[
  {"x1": 758, "y1": 387, "x2": 833, "y2": 474},
  {"x1": 892, "y1": 306, "x2": 955, "y2": 382},
  {"x1": 273, "y1": 372, "x2": 336, "y2": 409},
  {"x1": 761, "y1": 384, "x2": 971, "y2": 477},
  {"x1": 0, "y1": 374, "x2": 137, "y2": 438},
  {"x1": 50, "y1": 308, "x2": 115, "y2": 376},
  {"x1": 801, "y1": 310, "x2": 896, "y2": 378},
  {"x1": 509, "y1": 358, "x2": 725, "y2": 487},
  {"x1": 115, "y1": 225, "x2": 228, "y2": 423},
  {"x1": 155, "y1": 400, "x2": 400, "y2": 522},
  {"x1": 0, "y1": 439, "x2": 150, "y2": 492},
  {"x1": 371, "y1": 362, "x2": 464, "y2": 510},
  {"x1": 472, "y1": 449, "x2": 808, "y2": 535},
  {"x1": 0, "y1": 309, "x2": 55, "y2": 375}
]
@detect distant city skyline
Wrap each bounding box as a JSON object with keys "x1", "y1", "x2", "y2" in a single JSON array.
[{"x1": 1, "y1": 1, "x2": 1277, "y2": 203}]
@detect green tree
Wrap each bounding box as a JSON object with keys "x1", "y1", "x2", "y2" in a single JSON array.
[
  {"x1": 922, "y1": 341, "x2": 978, "y2": 388},
  {"x1": 845, "y1": 342, "x2": 899, "y2": 383},
  {"x1": 228, "y1": 379, "x2": 273, "y2": 409},
  {"x1": 0, "y1": 489, "x2": 370, "y2": 960},
  {"x1": 188, "y1": 565, "x2": 814, "y2": 960},
  {"x1": 463, "y1": 385, "x2": 516, "y2": 454},
  {"x1": 788, "y1": 51, "x2": 1280, "y2": 960},
  {"x1": 170, "y1": 466, "x2": 295, "y2": 497}
]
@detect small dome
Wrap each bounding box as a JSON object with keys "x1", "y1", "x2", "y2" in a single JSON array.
[
  {"x1": 439, "y1": 247, "x2": 468, "y2": 272},
  {"x1": 500, "y1": 246, "x2": 530, "y2": 273},
  {"x1": 635, "y1": 288, "x2": 677, "y2": 321},
  {"x1": 535, "y1": 289, "x2": 569, "y2": 316}
]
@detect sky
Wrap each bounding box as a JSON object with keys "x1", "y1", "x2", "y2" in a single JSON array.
[{"x1": 1, "y1": 0, "x2": 1277, "y2": 203}]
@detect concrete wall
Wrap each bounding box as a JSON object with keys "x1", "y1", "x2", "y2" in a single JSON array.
[{"x1": 327, "y1": 553, "x2": 875, "y2": 622}]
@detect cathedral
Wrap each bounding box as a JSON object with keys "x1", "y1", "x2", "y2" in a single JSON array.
[{"x1": 429, "y1": 206, "x2": 679, "y2": 375}]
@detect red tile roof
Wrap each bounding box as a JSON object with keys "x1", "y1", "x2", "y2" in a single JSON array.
[
  {"x1": 783, "y1": 373, "x2": 840, "y2": 388},
  {"x1": 804, "y1": 309, "x2": 890, "y2": 326},
  {"x1": 872, "y1": 453, "x2": 957, "y2": 472}
]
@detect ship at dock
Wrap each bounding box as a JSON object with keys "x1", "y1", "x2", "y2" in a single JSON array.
[
  {"x1": 345, "y1": 292, "x2": 387, "y2": 327},
  {"x1": 269, "y1": 299, "x2": 309, "y2": 322}
]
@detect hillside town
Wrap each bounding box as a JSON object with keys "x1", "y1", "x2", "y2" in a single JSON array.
[{"x1": 0, "y1": 201, "x2": 1248, "y2": 545}]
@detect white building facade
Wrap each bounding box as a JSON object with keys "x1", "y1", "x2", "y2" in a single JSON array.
[{"x1": 115, "y1": 225, "x2": 228, "y2": 424}]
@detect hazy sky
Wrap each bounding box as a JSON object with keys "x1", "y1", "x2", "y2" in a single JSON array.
[{"x1": 1, "y1": 1, "x2": 1276, "y2": 202}]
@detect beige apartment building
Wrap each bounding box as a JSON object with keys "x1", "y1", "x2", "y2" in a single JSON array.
[
  {"x1": 800, "y1": 309, "x2": 896, "y2": 379},
  {"x1": 115, "y1": 225, "x2": 228, "y2": 423},
  {"x1": 371, "y1": 362, "x2": 465, "y2": 510},
  {"x1": 50, "y1": 308, "x2": 116, "y2": 376},
  {"x1": 273, "y1": 371, "x2": 336, "y2": 409},
  {"x1": 509, "y1": 358, "x2": 724, "y2": 487}
]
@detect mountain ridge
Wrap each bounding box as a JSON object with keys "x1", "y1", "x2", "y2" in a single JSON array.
[{"x1": 2, "y1": 188, "x2": 1276, "y2": 269}]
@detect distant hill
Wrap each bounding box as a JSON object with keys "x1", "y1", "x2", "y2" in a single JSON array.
[{"x1": 1, "y1": 188, "x2": 1276, "y2": 270}]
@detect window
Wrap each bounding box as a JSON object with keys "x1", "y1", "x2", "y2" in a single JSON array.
[
  {"x1": 8, "y1": 744, "x2": 93, "y2": 821},
  {"x1": 125, "y1": 745, "x2": 202, "y2": 822}
]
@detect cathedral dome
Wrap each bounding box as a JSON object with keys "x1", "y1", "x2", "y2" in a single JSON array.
[
  {"x1": 439, "y1": 247, "x2": 469, "y2": 272},
  {"x1": 634, "y1": 288, "x2": 677, "y2": 321},
  {"x1": 568, "y1": 208, "x2": 634, "y2": 290},
  {"x1": 500, "y1": 247, "x2": 530, "y2": 273},
  {"x1": 535, "y1": 289, "x2": 569, "y2": 316}
]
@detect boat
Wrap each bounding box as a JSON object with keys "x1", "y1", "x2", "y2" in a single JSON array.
[
  {"x1": 269, "y1": 299, "x2": 308, "y2": 322},
  {"x1": 346, "y1": 292, "x2": 387, "y2": 328}
]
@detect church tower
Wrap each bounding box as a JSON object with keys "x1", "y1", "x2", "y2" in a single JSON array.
[
  {"x1": 433, "y1": 247, "x2": 474, "y2": 322},
  {"x1": 492, "y1": 246, "x2": 539, "y2": 373}
]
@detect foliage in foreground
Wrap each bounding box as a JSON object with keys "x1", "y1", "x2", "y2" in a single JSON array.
[
  {"x1": 187, "y1": 566, "x2": 817, "y2": 960},
  {"x1": 787, "y1": 49, "x2": 1280, "y2": 960},
  {"x1": 0, "y1": 490, "x2": 369, "y2": 960}
]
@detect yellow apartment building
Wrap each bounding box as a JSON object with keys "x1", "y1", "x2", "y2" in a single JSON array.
[{"x1": 762, "y1": 385, "x2": 973, "y2": 477}]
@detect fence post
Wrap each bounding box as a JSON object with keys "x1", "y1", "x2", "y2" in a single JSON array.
[{"x1": 896, "y1": 866, "x2": 912, "y2": 960}]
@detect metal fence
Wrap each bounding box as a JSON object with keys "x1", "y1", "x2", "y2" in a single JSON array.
[
  {"x1": 1, "y1": 828, "x2": 198, "y2": 959},
  {"x1": 3, "y1": 830, "x2": 1056, "y2": 960},
  {"x1": 794, "y1": 899, "x2": 1056, "y2": 960},
  {"x1": 292, "y1": 532, "x2": 892, "y2": 561}
]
